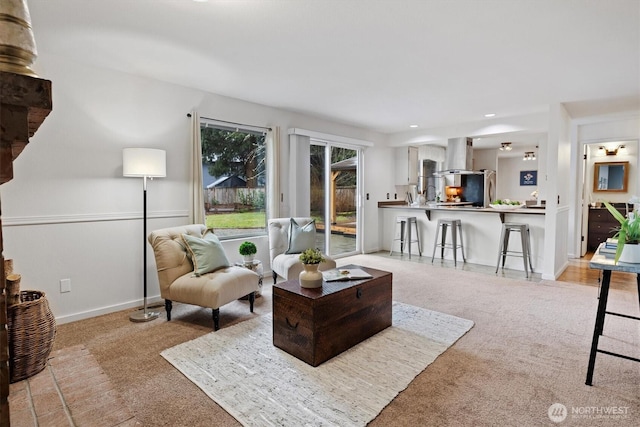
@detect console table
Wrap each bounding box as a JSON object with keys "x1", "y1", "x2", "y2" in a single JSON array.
[{"x1": 586, "y1": 246, "x2": 640, "y2": 385}]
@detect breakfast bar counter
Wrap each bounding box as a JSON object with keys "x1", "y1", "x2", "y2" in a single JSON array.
[
  {"x1": 378, "y1": 201, "x2": 545, "y2": 219},
  {"x1": 378, "y1": 202, "x2": 546, "y2": 272}
]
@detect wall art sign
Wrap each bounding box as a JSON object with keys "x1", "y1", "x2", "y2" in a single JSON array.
[{"x1": 520, "y1": 170, "x2": 537, "y2": 186}]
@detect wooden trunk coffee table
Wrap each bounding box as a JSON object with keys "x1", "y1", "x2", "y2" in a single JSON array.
[{"x1": 272, "y1": 264, "x2": 392, "y2": 367}]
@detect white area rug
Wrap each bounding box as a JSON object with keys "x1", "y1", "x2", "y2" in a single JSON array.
[{"x1": 161, "y1": 302, "x2": 474, "y2": 427}]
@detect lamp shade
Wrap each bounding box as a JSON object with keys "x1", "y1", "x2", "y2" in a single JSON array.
[{"x1": 123, "y1": 148, "x2": 166, "y2": 178}]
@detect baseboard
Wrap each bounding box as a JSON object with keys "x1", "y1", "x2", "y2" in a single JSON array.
[{"x1": 55, "y1": 296, "x2": 164, "y2": 325}]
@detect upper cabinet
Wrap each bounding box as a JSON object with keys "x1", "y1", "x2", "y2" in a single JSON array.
[{"x1": 395, "y1": 146, "x2": 419, "y2": 185}]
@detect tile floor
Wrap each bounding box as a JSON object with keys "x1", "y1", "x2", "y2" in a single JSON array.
[{"x1": 8, "y1": 345, "x2": 138, "y2": 427}]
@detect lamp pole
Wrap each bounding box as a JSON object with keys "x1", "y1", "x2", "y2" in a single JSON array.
[{"x1": 129, "y1": 175, "x2": 159, "y2": 322}]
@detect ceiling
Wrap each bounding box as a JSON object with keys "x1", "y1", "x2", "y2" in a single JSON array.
[{"x1": 28, "y1": 0, "x2": 640, "y2": 148}]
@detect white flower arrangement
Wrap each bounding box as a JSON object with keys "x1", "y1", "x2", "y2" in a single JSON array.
[{"x1": 530, "y1": 190, "x2": 538, "y2": 199}]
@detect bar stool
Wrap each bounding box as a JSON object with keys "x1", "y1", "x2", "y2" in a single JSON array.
[
  {"x1": 495, "y1": 222, "x2": 534, "y2": 278},
  {"x1": 389, "y1": 216, "x2": 422, "y2": 258},
  {"x1": 431, "y1": 219, "x2": 465, "y2": 267}
]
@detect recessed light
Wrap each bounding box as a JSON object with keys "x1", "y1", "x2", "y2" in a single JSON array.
[
  {"x1": 484, "y1": 113, "x2": 496, "y2": 118},
  {"x1": 409, "y1": 124, "x2": 418, "y2": 128}
]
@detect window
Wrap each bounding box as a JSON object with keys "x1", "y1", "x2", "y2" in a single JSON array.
[{"x1": 200, "y1": 121, "x2": 267, "y2": 239}]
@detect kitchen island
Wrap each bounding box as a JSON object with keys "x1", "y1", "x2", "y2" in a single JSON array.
[{"x1": 378, "y1": 202, "x2": 545, "y2": 273}]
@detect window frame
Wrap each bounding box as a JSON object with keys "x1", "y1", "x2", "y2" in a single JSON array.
[{"x1": 200, "y1": 119, "x2": 268, "y2": 240}]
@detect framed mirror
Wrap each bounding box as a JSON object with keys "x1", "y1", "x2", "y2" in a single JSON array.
[{"x1": 593, "y1": 161, "x2": 629, "y2": 192}]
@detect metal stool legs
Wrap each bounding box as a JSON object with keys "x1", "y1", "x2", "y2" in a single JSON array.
[
  {"x1": 390, "y1": 216, "x2": 421, "y2": 258},
  {"x1": 496, "y1": 223, "x2": 534, "y2": 278},
  {"x1": 431, "y1": 219, "x2": 465, "y2": 267},
  {"x1": 390, "y1": 218, "x2": 407, "y2": 256}
]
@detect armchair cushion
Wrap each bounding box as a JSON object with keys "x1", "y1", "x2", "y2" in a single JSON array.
[
  {"x1": 182, "y1": 232, "x2": 230, "y2": 276},
  {"x1": 148, "y1": 224, "x2": 260, "y2": 330},
  {"x1": 285, "y1": 218, "x2": 316, "y2": 254},
  {"x1": 171, "y1": 267, "x2": 258, "y2": 309}
]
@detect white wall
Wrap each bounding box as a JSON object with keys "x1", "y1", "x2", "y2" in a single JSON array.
[
  {"x1": 0, "y1": 53, "x2": 389, "y2": 324},
  {"x1": 473, "y1": 148, "x2": 497, "y2": 172},
  {"x1": 542, "y1": 103, "x2": 572, "y2": 279},
  {"x1": 364, "y1": 146, "x2": 395, "y2": 253},
  {"x1": 496, "y1": 156, "x2": 540, "y2": 202}
]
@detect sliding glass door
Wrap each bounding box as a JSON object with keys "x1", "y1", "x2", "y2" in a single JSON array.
[{"x1": 310, "y1": 142, "x2": 360, "y2": 257}]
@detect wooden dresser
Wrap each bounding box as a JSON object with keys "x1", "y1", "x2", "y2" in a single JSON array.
[{"x1": 587, "y1": 206, "x2": 623, "y2": 251}]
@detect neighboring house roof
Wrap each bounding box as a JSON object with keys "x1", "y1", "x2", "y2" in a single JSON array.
[
  {"x1": 206, "y1": 175, "x2": 247, "y2": 189},
  {"x1": 203, "y1": 164, "x2": 248, "y2": 189},
  {"x1": 331, "y1": 157, "x2": 357, "y2": 171},
  {"x1": 202, "y1": 164, "x2": 217, "y2": 188}
]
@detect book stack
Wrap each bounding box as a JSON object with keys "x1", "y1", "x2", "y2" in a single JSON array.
[{"x1": 599, "y1": 238, "x2": 617, "y2": 254}]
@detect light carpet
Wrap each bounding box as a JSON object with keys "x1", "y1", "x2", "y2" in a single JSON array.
[{"x1": 161, "y1": 301, "x2": 474, "y2": 427}]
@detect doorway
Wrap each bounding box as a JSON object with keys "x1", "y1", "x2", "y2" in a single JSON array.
[{"x1": 309, "y1": 142, "x2": 361, "y2": 257}]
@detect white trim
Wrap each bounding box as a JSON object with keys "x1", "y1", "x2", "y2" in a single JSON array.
[
  {"x1": 2, "y1": 210, "x2": 189, "y2": 227},
  {"x1": 571, "y1": 110, "x2": 640, "y2": 127},
  {"x1": 288, "y1": 128, "x2": 374, "y2": 147},
  {"x1": 55, "y1": 296, "x2": 163, "y2": 325}
]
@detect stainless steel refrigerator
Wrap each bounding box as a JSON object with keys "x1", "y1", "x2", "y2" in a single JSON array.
[{"x1": 460, "y1": 170, "x2": 496, "y2": 207}]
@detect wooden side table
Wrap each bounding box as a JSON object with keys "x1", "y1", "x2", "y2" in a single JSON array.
[
  {"x1": 586, "y1": 245, "x2": 640, "y2": 385},
  {"x1": 235, "y1": 260, "x2": 263, "y2": 297}
]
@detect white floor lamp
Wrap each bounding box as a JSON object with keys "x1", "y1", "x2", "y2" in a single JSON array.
[{"x1": 123, "y1": 148, "x2": 166, "y2": 322}]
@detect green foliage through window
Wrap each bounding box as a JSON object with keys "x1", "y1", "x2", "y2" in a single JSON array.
[{"x1": 201, "y1": 122, "x2": 267, "y2": 240}]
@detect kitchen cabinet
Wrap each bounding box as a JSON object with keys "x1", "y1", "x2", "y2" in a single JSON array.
[{"x1": 395, "y1": 146, "x2": 419, "y2": 185}]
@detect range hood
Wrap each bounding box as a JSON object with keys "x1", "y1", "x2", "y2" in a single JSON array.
[{"x1": 436, "y1": 137, "x2": 475, "y2": 175}]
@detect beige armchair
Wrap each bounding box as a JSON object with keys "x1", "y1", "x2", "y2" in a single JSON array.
[
  {"x1": 148, "y1": 224, "x2": 259, "y2": 330},
  {"x1": 268, "y1": 217, "x2": 336, "y2": 284}
]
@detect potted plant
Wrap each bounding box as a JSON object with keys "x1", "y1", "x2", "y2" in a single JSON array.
[
  {"x1": 239, "y1": 241, "x2": 257, "y2": 264},
  {"x1": 299, "y1": 248, "x2": 325, "y2": 265},
  {"x1": 604, "y1": 199, "x2": 640, "y2": 263},
  {"x1": 298, "y1": 248, "x2": 325, "y2": 288}
]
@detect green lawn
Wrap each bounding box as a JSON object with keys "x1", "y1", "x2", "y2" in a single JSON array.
[
  {"x1": 206, "y1": 211, "x2": 266, "y2": 229},
  {"x1": 206, "y1": 211, "x2": 355, "y2": 230}
]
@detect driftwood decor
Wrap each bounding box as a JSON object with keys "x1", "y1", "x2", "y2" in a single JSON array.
[
  {"x1": 4, "y1": 275, "x2": 20, "y2": 307},
  {"x1": 0, "y1": 70, "x2": 52, "y2": 426}
]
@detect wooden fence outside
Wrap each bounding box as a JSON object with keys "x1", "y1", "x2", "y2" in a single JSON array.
[
  {"x1": 205, "y1": 186, "x2": 357, "y2": 213},
  {"x1": 205, "y1": 187, "x2": 265, "y2": 211},
  {"x1": 311, "y1": 186, "x2": 356, "y2": 212}
]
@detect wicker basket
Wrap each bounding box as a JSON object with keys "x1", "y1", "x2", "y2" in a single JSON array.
[{"x1": 7, "y1": 290, "x2": 57, "y2": 383}]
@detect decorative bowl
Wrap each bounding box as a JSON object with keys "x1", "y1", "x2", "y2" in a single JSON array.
[{"x1": 489, "y1": 203, "x2": 525, "y2": 210}]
